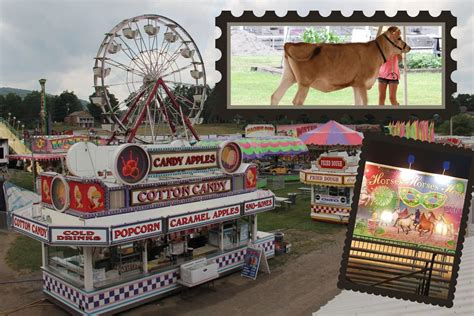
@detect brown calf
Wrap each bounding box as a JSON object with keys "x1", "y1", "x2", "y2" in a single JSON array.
[{"x1": 270, "y1": 27, "x2": 411, "y2": 106}]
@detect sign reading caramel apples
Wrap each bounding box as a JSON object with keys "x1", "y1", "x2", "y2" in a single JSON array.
[
  {"x1": 131, "y1": 179, "x2": 232, "y2": 206},
  {"x1": 168, "y1": 204, "x2": 241, "y2": 231},
  {"x1": 149, "y1": 150, "x2": 218, "y2": 173}
]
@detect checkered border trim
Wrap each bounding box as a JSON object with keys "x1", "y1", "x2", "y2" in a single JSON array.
[
  {"x1": 43, "y1": 235, "x2": 275, "y2": 314},
  {"x1": 43, "y1": 268, "x2": 179, "y2": 313},
  {"x1": 312, "y1": 204, "x2": 351, "y2": 214},
  {"x1": 212, "y1": 237, "x2": 275, "y2": 271}
]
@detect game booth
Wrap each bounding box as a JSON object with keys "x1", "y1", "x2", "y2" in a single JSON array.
[
  {"x1": 10, "y1": 141, "x2": 276, "y2": 315},
  {"x1": 299, "y1": 152, "x2": 359, "y2": 223}
]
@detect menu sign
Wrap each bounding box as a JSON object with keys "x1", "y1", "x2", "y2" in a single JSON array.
[
  {"x1": 111, "y1": 219, "x2": 163, "y2": 244},
  {"x1": 131, "y1": 179, "x2": 231, "y2": 206},
  {"x1": 149, "y1": 150, "x2": 218, "y2": 173},
  {"x1": 12, "y1": 215, "x2": 49, "y2": 242},
  {"x1": 50, "y1": 228, "x2": 109, "y2": 245},
  {"x1": 306, "y1": 173, "x2": 343, "y2": 185},
  {"x1": 244, "y1": 197, "x2": 275, "y2": 214},
  {"x1": 317, "y1": 156, "x2": 347, "y2": 170},
  {"x1": 245, "y1": 124, "x2": 275, "y2": 137},
  {"x1": 168, "y1": 205, "x2": 241, "y2": 231}
]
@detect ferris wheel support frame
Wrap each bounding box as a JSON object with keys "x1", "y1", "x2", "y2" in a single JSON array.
[{"x1": 114, "y1": 77, "x2": 201, "y2": 143}]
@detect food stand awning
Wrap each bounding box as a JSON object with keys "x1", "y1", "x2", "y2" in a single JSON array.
[
  {"x1": 196, "y1": 136, "x2": 308, "y2": 159},
  {"x1": 8, "y1": 153, "x2": 66, "y2": 161},
  {"x1": 299, "y1": 121, "x2": 363, "y2": 146}
]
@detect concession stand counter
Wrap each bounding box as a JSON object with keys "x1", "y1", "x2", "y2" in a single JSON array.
[
  {"x1": 11, "y1": 141, "x2": 275, "y2": 315},
  {"x1": 299, "y1": 152, "x2": 359, "y2": 224}
]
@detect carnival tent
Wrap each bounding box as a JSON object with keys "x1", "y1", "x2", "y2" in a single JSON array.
[
  {"x1": 299, "y1": 121, "x2": 363, "y2": 146},
  {"x1": 196, "y1": 136, "x2": 308, "y2": 159}
]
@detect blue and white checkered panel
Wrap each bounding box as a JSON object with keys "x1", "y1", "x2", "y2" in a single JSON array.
[
  {"x1": 214, "y1": 249, "x2": 246, "y2": 268},
  {"x1": 43, "y1": 272, "x2": 87, "y2": 311},
  {"x1": 256, "y1": 239, "x2": 275, "y2": 255},
  {"x1": 88, "y1": 270, "x2": 179, "y2": 311}
]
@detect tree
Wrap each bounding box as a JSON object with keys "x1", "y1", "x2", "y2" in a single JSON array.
[
  {"x1": 87, "y1": 91, "x2": 118, "y2": 123},
  {"x1": 51, "y1": 90, "x2": 83, "y2": 122},
  {"x1": 438, "y1": 114, "x2": 474, "y2": 136}
]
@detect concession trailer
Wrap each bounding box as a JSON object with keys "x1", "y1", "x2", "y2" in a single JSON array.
[{"x1": 11, "y1": 141, "x2": 275, "y2": 315}]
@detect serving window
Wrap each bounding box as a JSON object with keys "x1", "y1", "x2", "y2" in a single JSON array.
[{"x1": 47, "y1": 245, "x2": 84, "y2": 287}]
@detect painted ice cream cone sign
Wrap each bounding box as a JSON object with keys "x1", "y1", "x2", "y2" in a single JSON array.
[{"x1": 354, "y1": 162, "x2": 468, "y2": 253}]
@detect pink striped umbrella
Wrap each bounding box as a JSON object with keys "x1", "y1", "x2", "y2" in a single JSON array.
[{"x1": 299, "y1": 120, "x2": 363, "y2": 146}]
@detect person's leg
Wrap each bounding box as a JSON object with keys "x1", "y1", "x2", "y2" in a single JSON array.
[
  {"x1": 378, "y1": 81, "x2": 387, "y2": 105},
  {"x1": 389, "y1": 82, "x2": 400, "y2": 105}
]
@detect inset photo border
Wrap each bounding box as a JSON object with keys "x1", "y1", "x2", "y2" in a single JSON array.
[
  {"x1": 214, "y1": 11, "x2": 457, "y2": 120},
  {"x1": 338, "y1": 134, "x2": 473, "y2": 307}
]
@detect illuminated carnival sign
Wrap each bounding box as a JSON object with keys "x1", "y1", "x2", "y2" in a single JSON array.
[
  {"x1": 130, "y1": 179, "x2": 232, "y2": 206},
  {"x1": 12, "y1": 215, "x2": 49, "y2": 242},
  {"x1": 111, "y1": 219, "x2": 163, "y2": 243},
  {"x1": 149, "y1": 150, "x2": 218, "y2": 173},
  {"x1": 316, "y1": 156, "x2": 347, "y2": 170},
  {"x1": 218, "y1": 142, "x2": 242, "y2": 174},
  {"x1": 244, "y1": 197, "x2": 275, "y2": 214},
  {"x1": 50, "y1": 227, "x2": 109, "y2": 245},
  {"x1": 245, "y1": 124, "x2": 276, "y2": 137},
  {"x1": 114, "y1": 144, "x2": 150, "y2": 185},
  {"x1": 168, "y1": 205, "x2": 241, "y2": 231}
]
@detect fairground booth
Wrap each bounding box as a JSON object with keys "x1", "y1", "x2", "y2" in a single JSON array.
[
  {"x1": 10, "y1": 141, "x2": 276, "y2": 314},
  {"x1": 300, "y1": 152, "x2": 359, "y2": 223},
  {"x1": 298, "y1": 121, "x2": 363, "y2": 223}
]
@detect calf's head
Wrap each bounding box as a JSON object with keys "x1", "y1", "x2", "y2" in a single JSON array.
[{"x1": 383, "y1": 26, "x2": 411, "y2": 54}]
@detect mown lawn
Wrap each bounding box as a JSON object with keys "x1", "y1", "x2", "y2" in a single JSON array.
[
  {"x1": 6, "y1": 235, "x2": 42, "y2": 272},
  {"x1": 258, "y1": 182, "x2": 342, "y2": 235},
  {"x1": 231, "y1": 55, "x2": 442, "y2": 106},
  {"x1": 8, "y1": 169, "x2": 34, "y2": 191}
]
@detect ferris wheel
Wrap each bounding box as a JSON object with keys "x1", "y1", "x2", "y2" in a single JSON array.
[{"x1": 91, "y1": 14, "x2": 206, "y2": 143}]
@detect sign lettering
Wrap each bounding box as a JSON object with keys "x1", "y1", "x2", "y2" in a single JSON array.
[
  {"x1": 149, "y1": 150, "x2": 217, "y2": 173},
  {"x1": 317, "y1": 156, "x2": 347, "y2": 170},
  {"x1": 12, "y1": 215, "x2": 49, "y2": 242},
  {"x1": 168, "y1": 205, "x2": 241, "y2": 231},
  {"x1": 244, "y1": 197, "x2": 275, "y2": 214},
  {"x1": 112, "y1": 220, "x2": 162, "y2": 243},
  {"x1": 131, "y1": 179, "x2": 231, "y2": 206},
  {"x1": 51, "y1": 228, "x2": 108, "y2": 245}
]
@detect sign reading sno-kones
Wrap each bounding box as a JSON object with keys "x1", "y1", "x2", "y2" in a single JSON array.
[
  {"x1": 168, "y1": 205, "x2": 241, "y2": 231},
  {"x1": 244, "y1": 197, "x2": 275, "y2": 214}
]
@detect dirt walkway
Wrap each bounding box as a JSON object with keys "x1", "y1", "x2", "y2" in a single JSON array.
[
  {"x1": 0, "y1": 230, "x2": 66, "y2": 316},
  {"x1": 0, "y1": 229, "x2": 346, "y2": 316},
  {"x1": 124, "y1": 229, "x2": 346, "y2": 316}
]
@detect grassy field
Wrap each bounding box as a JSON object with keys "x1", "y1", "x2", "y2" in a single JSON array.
[
  {"x1": 8, "y1": 169, "x2": 34, "y2": 191},
  {"x1": 259, "y1": 182, "x2": 341, "y2": 234},
  {"x1": 6, "y1": 235, "x2": 42, "y2": 271},
  {"x1": 231, "y1": 55, "x2": 442, "y2": 106}
]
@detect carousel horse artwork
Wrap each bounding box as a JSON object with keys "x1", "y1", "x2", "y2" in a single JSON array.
[
  {"x1": 396, "y1": 214, "x2": 415, "y2": 234},
  {"x1": 392, "y1": 207, "x2": 409, "y2": 227},
  {"x1": 417, "y1": 211, "x2": 438, "y2": 237}
]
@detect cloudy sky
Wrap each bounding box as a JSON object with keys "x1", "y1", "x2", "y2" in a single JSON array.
[{"x1": 0, "y1": 0, "x2": 472, "y2": 100}]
